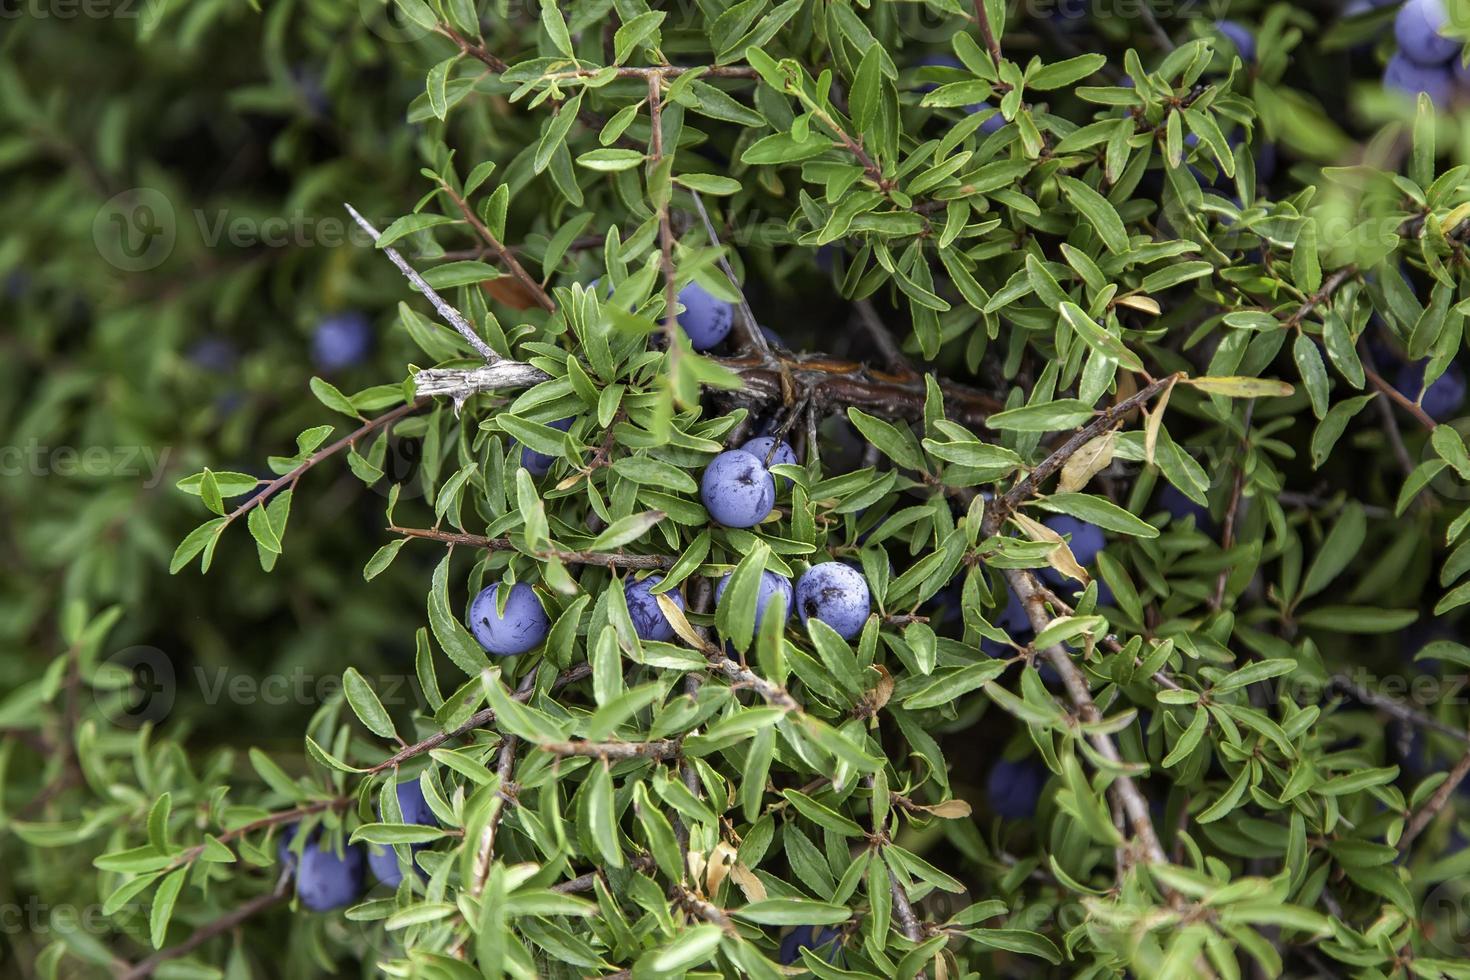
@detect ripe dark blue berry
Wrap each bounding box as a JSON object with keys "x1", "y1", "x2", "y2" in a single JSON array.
[
  {"x1": 676, "y1": 281, "x2": 734, "y2": 350},
  {"x1": 1159, "y1": 484, "x2": 1213, "y2": 532},
  {"x1": 1395, "y1": 360, "x2": 1466, "y2": 421},
  {"x1": 700, "y1": 450, "x2": 776, "y2": 527},
  {"x1": 293, "y1": 832, "x2": 367, "y2": 911},
  {"x1": 312, "y1": 311, "x2": 372, "y2": 372},
  {"x1": 795, "y1": 562, "x2": 870, "y2": 640},
  {"x1": 1396, "y1": 0, "x2": 1458, "y2": 65},
  {"x1": 986, "y1": 758, "x2": 1047, "y2": 819},
  {"x1": 739, "y1": 436, "x2": 798, "y2": 487},
  {"x1": 517, "y1": 417, "x2": 574, "y2": 477},
  {"x1": 1215, "y1": 19, "x2": 1255, "y2": 61},
  {"x1": 469, "y1": 582, "x2": 550, "y2": 656},
  {"x1": 1384, "y1": 53, "x2": 1455, "y2": 105},
  {"x1": 716, "y1": 569, "x2": 793, "y2": 634},
  {"x1": 779, "y1": 925, "x2": 842, "y2": 965},
  {"x1": 624, "y1": 575, "x2": 684, "y2": 642},
  {"x1": 369, "y1": 777, "x2": 437, "y2": 886}
]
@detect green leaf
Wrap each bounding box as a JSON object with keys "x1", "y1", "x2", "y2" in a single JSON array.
[
  {"x1": 149, "y1": 868, "x2": 185, "y2": 949},
  {"x1": 1057, "y1": 176, "x2": 1129, "y2": 253},
  {"x1": 1032, "y1": 492, "x2": 1159, "y2": 538},
  {"x1": 733, "y1": 898, "x2": 852, "y2": 925},
  {"x1": 1299, "y1": 503, "x2": 1365, "y2": 601},
  {"x1": 986, "y1": 400, "x2": 1096, "y2": 432},
  {"x1": 1059, "y1": 301, "x2": 1143, "y2": 371},
  {"x1": 343, "y1": 667, "x2": 398, "y2": 740}
]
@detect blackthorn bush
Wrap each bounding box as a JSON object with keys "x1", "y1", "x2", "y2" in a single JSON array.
[{"x1": 16, "y1": 0, "x2": 1470, "y2": 976}]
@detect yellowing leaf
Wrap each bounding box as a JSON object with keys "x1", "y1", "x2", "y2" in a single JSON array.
[
  {"x1": 1184, "y1": 376, "x2": 1295, "y2": 398},
  {"x1": 1143, "y1": 376, "x2": 1175, "y2": 465},
  {"x1": 1011, "y1": 512, "x2": 1089, "y2": 585},
  {"x1": 1058, "y1": 431, "x2": 1117, "y2": 492},
  {"x1": 1115, "y1": 294, "x2": 1161, "y2": 315}
]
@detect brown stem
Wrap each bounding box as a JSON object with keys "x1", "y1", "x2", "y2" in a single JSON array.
[
  {"x1": 853, "y1": 300, "x2": 913, "y2": 376},
  {"x1": 1330, "y1": 673, "x2": 1470, "y2": 745},
  {"x1": 1365, "y1": 363, "x2": 1436, "y2": 432},
  {"x1": 367, "y1": 664, "x2": 593, "y2": 774},
  {"x1": 971, "y1": 0, "x2": 1004, "y2": 66},
  {"x1": 225, "y1": 398, "x2": 429, "y2": 526},
  {"x1": 468, "y1": 673, "x2": 532, "y2": 898},
  {"x1": 439, "y1": 182, "x2": 556, "y2": 313},
  {"x1": 390, "y1": 525, "x2": 675, "y2": 569},
  {"x1": 1401, "y1": 745, "x2": 1470, "y2": 852},
  {"x1": 713, "y1": 353, "x2": 1003, "y2": 428},
  {"x1": 1005, "y1": 568, "x2": 1168, "y2": 866},
  {"x1": 1211, "y1": 401, "x2": 1254, "y2": 610},
  {"x1": 163, "y1": 799, "x2": 350, "y2": 874},
  {"x1": 117, "y1": 880, "x2": 291, "y2": 980},
  {"x1": 540, "y1": 738, "x2": 682, "y2": 759},
  {"x1": 649, "y1": 75, "x2": 680, "y2": 348},
  {"x1": 993, "y1": 374, "x2": 1184, "y2": 522}
]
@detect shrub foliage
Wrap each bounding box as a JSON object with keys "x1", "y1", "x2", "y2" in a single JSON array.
[{"x1": 11, "y1": 0, "x2": 1470, "y2": 977}]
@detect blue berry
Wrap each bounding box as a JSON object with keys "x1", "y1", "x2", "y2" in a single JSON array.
[
  {"x1": 518, "y1": 417, "x2": 574, "y2": 477},
  {"x1": 1395, "y1": 360, "x2": 1467, "y2": 421},
  {"x1": 759, "y1": 324, "x2": 786, "y2": 347},
  {"x1": 624, "y1": 575, "x2": 684, "y2": 642},
  {"x1": 1385, "y1": 52, "x2": 1456, "y2": 104},
  {"x1": 369, "y1": 777, "x2": 437, "y2": 886},
  {"x1": 1043, "y1": 515, "x2": 1106, "y2": 567},
  {"x1": 312, "y1": 311, "x2": 372, "y2": 371},
  {"x1": 796, "y1": 562, "x2": 871, "y2": 640},
  {"x1": 1215, "y1": 20, "x2": 1256, "y2": 61},
  {"x1": 188, "y1": 337, "x2": 238, "y2": 373},
  {"x1": 967, "y1": 101, "x2": 1007, "y2": 135},
  {"x1": 716, "y1": 569, "x2": 793, "y2": 635},
  {"x1": 986, "y1": 758, "x2": 1047, "y2": 819},
  {"x1": 739, "y1": 436, "x2": 798, "y2": 487},
  {"x1": 294, "y1": 833, "x2": 366, "y2": 911},
  {"x1": 1396, "y1": 0, "x2": 1459, "y2": 65},
  {"x1": 779, "y1": 925, "x2": 842, "y2": 965},
  {"x1": 277, "y1": 823, "x2": 301, "y2": 871},
  {"x1": 1159, "y1": 484, "x2": 1214, "y2": 532},
  {"x1": 981, "y1": 589, "x2": 1032, "y2": 659},
  {"x1": 676, "y1": 281, "x2": 734, "y2": 350},
  {"x1": 469, "y1": 582, "x2": 550, "y2": 656},
  {"x1": 700, "y1": 450, "x2": 776, "y2": 528}
]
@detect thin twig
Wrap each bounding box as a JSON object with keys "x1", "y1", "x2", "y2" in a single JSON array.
[
  {"x1": 1006, "y1": 567, "x2": 1168, "y2": 866},
  {"x1": 540, "y1": 739, "x2": 682, "y2": 759},
  {"x1": 468, "y1": 671, "x2": 536, "y2": 899},
  {"x1": 417, "y1": 351, "x2": 1003, "y2": 426},
  {"x1": 224, "y1": 398, "x2": 429, "y2": 526},
  {"x1": 971, "y1": 0, "x2": 1004, "y2": 65},
  {"x1": 344, "y1": 204, "x2": 498, "y2": 361},
  {"x1": 367, "y1": 664, "x2": 593, "y2": 774},
  {"x1": 994, "y1": 374, "x2": 1184, "y2": 522},
  {"x1": 1400, "y1": 746, "x2": 1470, "y2": 851},
  {"x1": 648, "y1": 75, "x2": 680, "y2": 349},
  {"x1": 117, "y1": 879, "x2": 291, "y2": 980},
  {"x1": 1365, "y1": 363, "x2": 1436, "y2": 432},
  {"x1": 1212, "y1": 401, "x2": 1254, "y2": 610},
  {"x1": 438, "y1": 182, "x2": 557, "y2": 313},
  {"x1": 853, "y1": 300, "x2": 913, "y2": 376},
  {"x1": 161, "y1": 799, "x2": 350, "y2": 875},
  {"x1": 1330, "y1": 674, "x2": 1470, "y2": 745},
  {"x1": 390, "y1": 524, "x2": 675, "y2": 569},
  {"x1": 688, "y1": 189, "x2": 778, "y2": 366}
]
